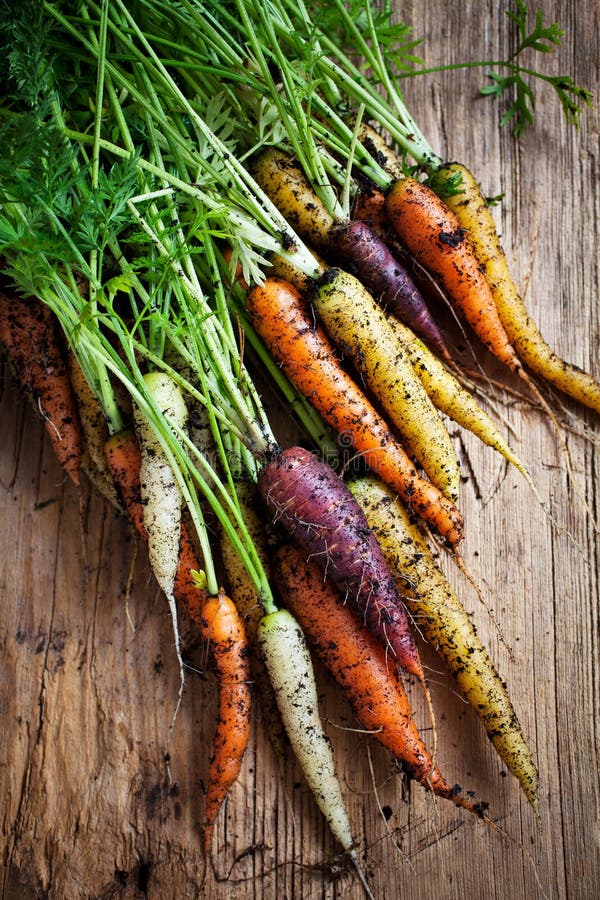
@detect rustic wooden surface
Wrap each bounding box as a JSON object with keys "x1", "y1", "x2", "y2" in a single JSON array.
[{"x1": 1, "y1": 2, "x2": 599, "y2": 898}]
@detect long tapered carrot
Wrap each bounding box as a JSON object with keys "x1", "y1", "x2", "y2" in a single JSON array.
[
  {"x1": 332, "y1": 219, "x2": 452, "y2": 362},
  {"x1": 385, "y1": 315, "x2": 537, "y2": 487},
  {"x1": 429, "y1": 162, "x2": 600, "y2": 413},
  {"x1": 385, "y1": 177, "x2": 522, "y2": 372},
  {"x1": 104, "y1": 429, "x2": 206, "y2": 626},
  {"x1": 273, "y1": 542, "x2": 488, "y2": 818},
  {"x1": 349, "y1": 475, "x2": 539, "y2": 816},
  {"x1": 385, "y1": 172, "x2": 594, "y2": 496},
  {"x1": 245, "y1": 277, "x2": 464, "y2": 547},
  {"x1": 257, "y1": 606, "x2": 373, "y2": 896},
  {"x1": 0, "y1": 291, "x2": 83, "y2": 483},
  {"x1": 199, "y1": 588, "x2": 252, "y2": 855},
  {"x1": 314, "y1": 267, "x2": 461, "y2": 502}
]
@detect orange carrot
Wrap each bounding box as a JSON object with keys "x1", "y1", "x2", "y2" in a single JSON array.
[
  {"x1": 351, "y1": 186, "x2": 388, "y2": 233},
  {"x1": 104, "y1": 429, "x2": 206, "y2": 626},
  {"x1": 273, "y1": 543, "x2": 488, "y2": 818},
  {"x1": 199, "y1": 589, "x2": 252, "y2": 856},
  {"x1": 221, "y1": 245, "x2": 250, "y2": 293},
  {"x1": 0, "y1": 291, "x2": 83, "y2": 483},
  {"x1": 429, "y1": 162, "x2": 600, "y2": 413},
  {"x1": 219, "y1": 481, "x2": 290, "y2": 772},
  {"x1": 385, "y1": 178, "x2": 522, "y2": 372},
  {"x1": 245, "y1": 276, "x2": 464, "y2": 547}
]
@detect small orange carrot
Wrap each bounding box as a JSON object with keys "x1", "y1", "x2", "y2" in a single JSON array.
[
  {"x1": 351, "y1": 185, "x2": 388, "y2": 233},
  {"x1": 385, "y1": 178, "x2": 522, "y2": 372},
  {"x1": 103, "y1": 429, "x2": 206, "y2": 627},
  {"x1": 0, "y1": 291, "x2": 83, "y2": 483},
  {"x1": 219, "y1": 481, "x2": 290, "y2": 772},
  {"x1": 221, "y1": 245, "x2": 250, "y2": 293},
  {"x1": 273, "y1": 543, "x2": 488, "y2": 819},
  {"x1": 199, "y1": 589, "x2": 252, "y2": 856},
  {"x1": 245, "y1": 277, "x2": 464, "y2": 547}
]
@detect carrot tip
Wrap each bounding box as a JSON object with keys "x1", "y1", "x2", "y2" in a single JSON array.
[{"x1": 201, "y1": 824, "x2": 214, "y2": 858}]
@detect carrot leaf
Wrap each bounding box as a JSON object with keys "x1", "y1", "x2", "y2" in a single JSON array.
[
  {"x1": 481, "y1": 0, "x2": 593, "y2": 135},
  {"x1": 507, "y1": 1, "x2": 564, "y2": 58}
]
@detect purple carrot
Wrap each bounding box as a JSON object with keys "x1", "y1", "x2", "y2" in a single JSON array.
[
  {"x1": 257, "y1": 445, "x2": 423, "y2": 682},
  {"x1": 334, "y1": 220, "x2": 451, "y2": 361}
]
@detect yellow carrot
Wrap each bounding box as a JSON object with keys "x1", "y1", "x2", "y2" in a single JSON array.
[
  {"x1": 349, "y1": 475, "x2": 539, "y2": 816},
  {"x1": 315, "y1": 268, "x2": 461, "y2": 502}
]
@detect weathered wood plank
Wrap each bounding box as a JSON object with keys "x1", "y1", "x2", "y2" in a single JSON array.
[{"x1": 1, "y1": 2, "x2": 598, "y2": 898}]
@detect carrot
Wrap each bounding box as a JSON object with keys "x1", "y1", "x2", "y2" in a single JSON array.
[
  {"x1": 253, "y1": 147, "x2": 450, "y2": 359},
  {"x1": 385, "y1": 171, "x2": 592, "y2": 499},
  {"x1": 385, "y1": 177, "x2": 523, "y2": 372},
  {"x1": 199, "y1": 588, "x2": 252, "y2": 856},
  {"x1": 349, "y1": 475, "x2": 539, "y2": 815},
  {"x1": 385, "y1": 315, "x2": 537, "y2": 488},
  {"x1": 269, "y1": 248, "x2": 332, "y2": 294},
  {"x1": 133, "y1": 373, "x2": 188, "y2": 598},
  {"x1": 429, "y1": 162, "x2": 600, "y2": 413},
  {"x1": 219, "y1": 481, "x2": 289, "y2": 772},
  {"x1": 221, "y1": 245, "x2": 250, "y2": 294},
  {"x1": 216, "y1": 480, "x2": 372, "y2": 891},
  {"x1": 273, "y1": 542, "x2": 488, "y2": 818},
  {"x1": 257, "y1": 445, "x2": 426, "y2": 685},
  {"x1": 103, "y1": 428, "x2": 206, "y2": 627},
  {"x1": 348, "y1": 188, "x2": 465, "y2": 336},
  {"x1": 0, "y1": 290, "x2": 83, "y2": 483},
  {"x1": 314, "y1": 267, "x2": 461, "y2": 502},
  {"x1": 351, "y1": 185, "x2": 388, "y2": 233},
  {"x1": 245, "y1": 277, "x2": 464, "y2": 547},
  {"x1": 251, "y1": 147, "x2": 335, "y2": 249},
  {"x1": 67, "y1": 349, "x2": 119, "y2": 506},
  {"x1": 257, "y1": 606, "x2": 374, "y2": 898},
  {"x1": 357, "y1": 123, "x2": 405, "y2": 181}
]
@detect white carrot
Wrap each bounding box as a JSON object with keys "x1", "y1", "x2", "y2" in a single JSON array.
[
  {"x1": 257, "y1": 609, "x2": 374, "y2": 899},
  {"x1": 133, "y1": 372, "x2": 188, "y2": 734}
]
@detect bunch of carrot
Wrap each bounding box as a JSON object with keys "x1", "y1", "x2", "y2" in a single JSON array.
[{"x1": 0, "y1": 1, "x2": 596, "y2": 895}]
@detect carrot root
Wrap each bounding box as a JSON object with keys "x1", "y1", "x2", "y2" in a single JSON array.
[
  {"x1": 429, "y1": 162, "x2": 600, "y2": 414},
  {"x1": 200, "y1": 589, "x2": 252, "y2": 856},
  {"x1": 104, "y1": 429, "x2": 207, "y2": 625},
  {"x1": 0, "y1": 291, "x2": 83, "y2": 483},
  {"x1": 384, "y1": 178, "x2": 522, "y2": 372},
  {"x1": 258, "y1": 445, "x2": 425, "y2": 682}
]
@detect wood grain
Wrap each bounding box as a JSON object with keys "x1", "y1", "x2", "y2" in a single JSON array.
[{"x1": 1, "y1": 2, "x2": 599, "y2": 898}]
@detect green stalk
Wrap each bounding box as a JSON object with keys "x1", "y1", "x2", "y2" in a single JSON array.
[{"x1": 234, "y1": 0, "x2": 344, "y2": 219}]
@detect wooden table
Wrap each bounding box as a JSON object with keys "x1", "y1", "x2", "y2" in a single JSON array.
[{"x1": 1, "y1": 2, "x2": 598, "y2": 897}]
